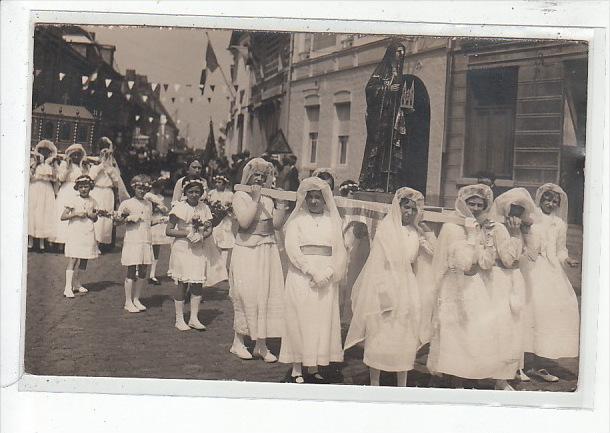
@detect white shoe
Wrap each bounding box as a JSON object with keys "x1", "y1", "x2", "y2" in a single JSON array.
[
  {"x1": 253, "y1": 347, "x2": 278, "y2": 363},
  {"x1": 133, "y1": 299, "x2": 147, "y2": 311},
  {"x1": 230, "y1": 344, "x2": 253, "y2": 360},
  {"x1": 516, "y1": 369, "x2": 531, "y2": 382},
  {"x1": 124, "y1": 303, "x2": 140, "y2": 313},
  {"x1": 63, "y1": 289, "x2": 75, "y2": 298},
  {"x1": 528, "y1": 368, "x2": 559, "y2": 382},
  {"x1": 76, "y1": 286, "x2": 88, "y2": 293},
  {"x1": 188, "y1": 318, "x2": 206, "y2": 330},
  {"x1": 175, "y1": 320, "x2": 191, "y2": 331}
]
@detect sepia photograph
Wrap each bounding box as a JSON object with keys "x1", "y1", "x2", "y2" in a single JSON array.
[{"x1": 22, "y1": 23, "x2": 590, "y2": 395}]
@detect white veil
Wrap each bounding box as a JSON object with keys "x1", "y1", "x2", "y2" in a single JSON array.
[
  {"x1": 488, "y1": 187, "x2": 536, "y2": 224},
  {"x1": 285, "y1": 176, "x2": 347, "y2": 283},
  {"x1": 344, "y1": 187, "x2": 424, "y2": 350},
  {"x1": 240, "y1": 158, "x2": 275, "y2": 188},
  {"x1": 534, "y1": 183, "x2": 569, "y2": 223}
]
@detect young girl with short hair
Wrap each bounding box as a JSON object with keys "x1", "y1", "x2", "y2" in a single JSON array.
[
  {"x1": 60, "y1": 175, "x2": 99, "y2": 298},
  {"x1": 166, "y1": 176, "x2": 216, "y2": 331},
  {"x1": 115, "y1": 175, "x2": 155, "y2": 313}
]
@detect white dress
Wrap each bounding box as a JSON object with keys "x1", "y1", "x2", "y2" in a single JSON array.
[
  {"x1": 482, "y1": 223, "x2": 527, "y2": 379},
  {"x1": 89, "y1": 163, "x2": 120, "y2": 244},
  {"x1": 208, "y1": 189, "x2": 236, "y2": 250},
  {"x1": 520, "y1": 213, "x2": 580, "y2": 358},
  {"x1": 167, "y1": 201, "x2": 228, "y2": 285},
  {"x1": 279, "y1": 212, "x2": 344, "y2": 367},
  {"x1": 55, "y1": 162, "x2": 82, "y2": 243},
  {"x1": 63, "y1": 195, "x2": 99, "y2": 260},
  {"x1": 427, "y1": 223, "x2": 501, "y2": 380},
  {"x1": 229, "y1": 192, "x2": 284, "y2": 339},
  {"x1": 117, "y1": 198, "x2": 154, "y2": 266},
  {"x1": 145, "y1": 192, "x2": 172, "y2": 245},
  {"x1": 28, "y1": 162, "x2": 56, "y2": 239}
]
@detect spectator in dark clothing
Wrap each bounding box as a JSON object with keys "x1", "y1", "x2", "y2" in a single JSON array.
[{"x1": 280, "y1": 154, "x2": 300, "y2": 192}]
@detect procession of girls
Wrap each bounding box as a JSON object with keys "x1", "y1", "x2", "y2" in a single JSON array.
[{"x1": 29, "y1": 140, "x2": 580, "y2": 388}]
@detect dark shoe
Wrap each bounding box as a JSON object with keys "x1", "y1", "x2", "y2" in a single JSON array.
[{"x1": 306, "y1": 372, "x2": 329, "y2": 384}]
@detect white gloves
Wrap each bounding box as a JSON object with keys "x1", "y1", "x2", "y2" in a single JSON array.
[{"x1": 310, "y1": 266, "x2": 334, "y2": 288}]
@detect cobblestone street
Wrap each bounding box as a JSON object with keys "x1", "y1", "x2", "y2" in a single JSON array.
[{"x1": 23, "y1": 228, "x2": 579, "y2": 392}]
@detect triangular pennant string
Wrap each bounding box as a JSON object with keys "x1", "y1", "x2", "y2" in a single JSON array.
[
  {"x1": 127, "y1": 80, "x2": 135, "y2": 90},
  {"x1": 189, "y1": 97, "x2": 193, "y2": 103},
  {"x1": 142, "y1": 95, "x2": 148, "y2": 103},
  {"x1": 171, "y1": 97, "x2": 175, "y2": 103},
  {"x1": 126, "y1": 94, "x2": 132, "y2": 101},
  {"x1": 81, "y1": 75, "x2": 89, "y2": 85},
  {"x1": 210, "y1": 85, "x2": 215, "y2": 92},
  {"x1": 151, "y1": 82, "x2": 158, "y2": 92},
  {"x1": 148, "y1": 117, "x2": 153, "y2": 123},
  {"x1": 105, "y1": 78, "x2": 112, "y2": 88},
  {"x1": 89, "y1": 71, "x2": 98, "y2": 82},
  {"x1": 135, "y1": 115, "x2": 140, "y2": 121},
  {"x1": 174, "y1": 84, "x2": 181, "y2": 92},
  {"x1": 59, "y1": 72, "x2": 66, "y2": 81},
  {"x1": 107, "y1": 91, "x2": 113, "y2": 98},
  {"x1": 163, "y1": 83, "x2": 169, "y2": 91}
]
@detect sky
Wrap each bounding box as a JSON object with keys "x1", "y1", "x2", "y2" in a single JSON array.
[{"x1": 84, "y1": 26, "x2": 233, "y2": 149}]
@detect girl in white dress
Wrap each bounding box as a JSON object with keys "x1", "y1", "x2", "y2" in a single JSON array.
[
  {"x1": 166, "y1": 176, "x2": 217, "y2": 331},
  {"x1": 115, "y1": 175, "x2": 155, "y2": 313},
  {"x1": 89, "y1": 137, "x2": 129, "y2": 249},
  {"x1": 229, "y1": 158, "x2": 288, "y2": 361},
  {"x1": 145, "y1": 175, "x2": 171, "y2": 284},
  {"x1": 486, "y1": 188, "x2": 536, "y2": 390},
  {"x1": 279, "y1": 177, "x2": 347, "y2": 383},
  {"x1": 427, "y1": 184, "x2": 502, "y2": 388},
  {"x1": 55, "y1": 144, "x2": 87, "y2": 248},
  {"x1": 28, "y1": 140, "x2": 58, "y2": 251},
  {"x1": 345, "y1": 187, "x2": 436, "y2": 387},
  {"x1": 60, "y1": 175, "x2": 99, "y2": 298},
  {"x1": 520, "y1": 183, "x2": 580, "y2": 382},
  {"x1": 208, "y1": 175, "x2": 236, "y2": 271}
]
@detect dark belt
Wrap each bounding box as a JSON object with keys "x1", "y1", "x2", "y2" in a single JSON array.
[
  {"x1": 300, "y1": 245, "x2": 332, "y2": 256},
  {"x1": 238, "y1": 219, "x2": 274, "y2": 236}
]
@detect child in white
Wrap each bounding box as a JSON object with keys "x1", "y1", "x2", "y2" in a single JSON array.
[
  {"x1": 145, "y1": 176, "x2": 171, "y2": 284},
  {"x1": 28, "y1": 140, "x2": 58, "y2": 251},
  {"x1": 345, "y1": 187, "x2": 436, "y2": 387},
  {"x1": 55, "y1": 144, "x2": 87, "y2": 247},
  {"x1": 60, "y1": 175, "x2": 99, "y2": 298},
  {"x1": 520, "y1": 183, "x2": 580, "y2": 382},
  {"x1": 166, "y1": 176, "x2": 219, "y2": 331},
  {"x1": 115, "y1": 175, "x2": 155, "y2": 313},
  {"x1": 208, "y1": 175, "x2": 235, "y2": 271}
]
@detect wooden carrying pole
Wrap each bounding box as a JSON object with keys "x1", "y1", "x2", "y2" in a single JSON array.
[{"x1": 234, "y1": 184, "x2": 465, "y2": 225}]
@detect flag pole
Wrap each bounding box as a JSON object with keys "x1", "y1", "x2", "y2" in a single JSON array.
[{"x1": 205, "y1": 31, "x2": 236, "y2": 99}]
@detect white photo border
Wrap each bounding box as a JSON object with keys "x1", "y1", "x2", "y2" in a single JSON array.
[{"x1": 1, "y1": 1, "x2": 608, "y2": 422}]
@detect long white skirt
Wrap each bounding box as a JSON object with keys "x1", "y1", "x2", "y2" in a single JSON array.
[
  {"x1": 28, "y1": 180, "x2": 56, "y2": 239},
  {"x1": 427, "y1": 272, "x2": 500, "y2": 379},
  {"x1": 279, "y1": 256, "x2": 343, "y2": 367},
  {"x1": 521, "y1": 256, "x2": 580, "y2": 358},
  {"x1": 90, "y1": 186, "x2": 114, "y2": 244},
  {"x1": 55, "y1": 183, "x2": 76, "y2": 244},
  {"x1": 363, "y1": 312, "x2": 420, "y2": 372},
  {"x1": 229, "y1": 242, "x2": 284, "y2": 339},
  {"x1": 485, "y1": 267, "x2": 526, "y2": 379}
]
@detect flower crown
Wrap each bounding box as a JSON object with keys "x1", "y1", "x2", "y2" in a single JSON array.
[
  {"x1": 73, "y1": 175, "x2": 95, "y2": 190},
  {"x1": 339, "y1": 181, "x2": 359, "y2": 192},
  {"x1": 183, "y1": 178, "x2": 206, "y2": 191},
  {"x1": 212, "y1": 175, "x2": 230, "y2": 185}
]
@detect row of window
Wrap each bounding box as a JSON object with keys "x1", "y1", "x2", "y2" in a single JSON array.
[{"x1": 34, "y1": 119, "x2": 90, "y2": 142}]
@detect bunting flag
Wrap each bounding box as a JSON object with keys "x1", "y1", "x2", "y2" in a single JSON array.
[
  {"x1": 148, "y1": 117, "x2": 154, "y2": 123},
  {"x1": 107, "y1": 91, "x2": 113, "y2": 98},
  {"x1": 186, "y1": 84, "x2": 192, "y2": 88},
  {"x1": 34, "y1": 69, "x2": 42, "y2": 77},
  {"x1": 171, "y1": 97, "x2": 176, "y2": 103},
  {"x1": 142, "y1": 95, "x2": 148, "y2": 103},
  {"x1": 105, "y1": 78, "x2": 112, "y2": 88},
  {"x1": 127, "y1": 80, "x2": 135, "y2": 90},
  {"x1": 199, "y1": 84, "x2": 205, "y2": 95},
  {"x1": 126, "y1": 94, "x2": 132, "y2": 101},
  {"x1": 207, "y1": 97, "x2": 212, "y2": 103},
  {"x1": 205, "y1": 39, "x2": 219, "y2": 72},
  {"x1": 200, "y1": 69, "x2": 207, "y2": 87},
  {"x1": 173, "y1": 83, "x2": 181, "y2": 92},
  {"x1": 234, "y1": 85, "x2": 239, "y2": 91},
  {"x1": 163, "y1": 83, "x2": 169, "y2": 91},
  {"x1": 89, "y1": 71, "x2": 98, "y2": 82},
  {"x1": 189, "y1": 97, "x2": 194, "y2": 103},
  {"x1": 151, "y1": 82, "x2": 158, "y2": 92},
  {"x1": 81, "y1": 75, "x2": 89, "y2": 85},
  {"x1": 82, "y1": 84, "x2": 89, "y2": 91},
  {"x1": 135, "y1": 115, "x2": 140, "y2": 121},
  {"x1": 91, "y1": 89, "x2": 96, "y2": 95},
  {"x1": 59, "y1": 72, "x2": 66, "y2": 81},
  {"x1": 210, "y1": 84, "x2": 215, "y2": 92}
]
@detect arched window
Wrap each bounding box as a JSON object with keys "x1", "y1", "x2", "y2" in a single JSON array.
[{"x1": 59, "y1": 122, "x2": 72, "y2": 141}]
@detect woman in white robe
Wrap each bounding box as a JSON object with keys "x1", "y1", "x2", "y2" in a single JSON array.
[
  {"x1": 229, "y1": 158, "x2": 288, "y2": 362},
  {"x1": 28, "y1": 140, "x2": 58, "y2": 251},
  {"x1": 486, "y1": 188, "x2": 536, "y2": 389},
  {"x1": 427, "y1": 184, "x2": 506, "y2": 388},
  {"x1": 345, "y1": 187, "x2": 436, "y2": 386},
  {"x1": 279, "y1": 177, "x2": 347, "y2": 383},
  {"x1": 520, "y1": 183, "x2": 580, "y2": 382}
]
